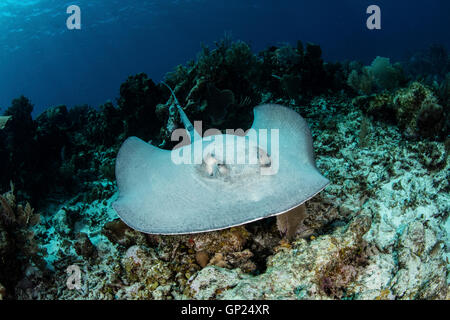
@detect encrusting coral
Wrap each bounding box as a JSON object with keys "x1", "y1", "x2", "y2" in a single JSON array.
[
  {"x1": 353, "y1": 81, "x2": 447, "y2": 139},
  {"x1": 394, "y1": 82, "x2": 446, "y2": 138},
  {"x1": 20, "y1": 91, "x2": 446, "y2": 301}
]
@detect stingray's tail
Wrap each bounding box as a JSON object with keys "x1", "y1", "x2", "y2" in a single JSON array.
[{"x1": 161, "y1": 81, "x2": 200, "y2": 142}]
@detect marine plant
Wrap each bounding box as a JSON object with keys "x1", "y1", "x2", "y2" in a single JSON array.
[{"x1": 347, "y1": 56, "x2": 405, "y2": 94}]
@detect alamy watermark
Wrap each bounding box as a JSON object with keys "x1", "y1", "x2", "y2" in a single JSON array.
[
  {"x1": 66, "y1": 264, "x2": 81, "y2": 290},
  {"x1": 66, "y1": 5, "x2": 381, "y2": 31},
  {"x1": 171, "y1": 123, "x2": 280, "y2": 176}
]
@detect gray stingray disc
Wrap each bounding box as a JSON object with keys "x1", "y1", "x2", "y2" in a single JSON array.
[{"x1": 113, "y1": 104, "x2": 329, "y2": 234}]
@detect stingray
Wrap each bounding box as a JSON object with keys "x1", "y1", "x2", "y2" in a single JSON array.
[{"x1": 113, "y1": 85, "x2": 329, "y2": 236}]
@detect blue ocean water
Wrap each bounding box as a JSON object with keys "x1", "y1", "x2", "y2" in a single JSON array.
[{"x1": 0, "y1": 0, "x2": 449, "y2": 116}]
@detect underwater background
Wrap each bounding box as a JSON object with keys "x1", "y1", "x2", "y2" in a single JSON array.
[{"x1": 0, "y1": 0, "x2": 449, "y2": 300}]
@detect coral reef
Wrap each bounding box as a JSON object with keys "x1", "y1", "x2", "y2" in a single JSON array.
[
  {"x1": 394, "y1": 82, "x2": 446, "y2": 138},
  {"x1": 347, "y1": 56, "x2": 405, "y2": 95},
  {"x1": 188, "y1": 215, "x2": 373, "y2": 299},
  {"x1": 0, "y1": 79, "x2": 160, "y2": 204},
  {"x1": 0, "y1": 38, "x2": 448, "y2": 300},
  {"x1": 157, "y1": 38, "x2": 261, "y2": 146},
  {"x1": 0, "y1": 96, "x2": 36, "y2": 199},
  {"x1": 7, "y1": 93, "x2": 444, "y2": 301},
  {"x1": 260, "y1": 41, "x2": 345, "y2": 101},
  {"x1": 347, "y1": 67, "x2": 373, "y2": 95},
  {"x1": 353, "y1": 82, "x2": 448, "y2": 139},
  {"x1": 118, "y1": 73, "x2": 164, "y2": 142}
]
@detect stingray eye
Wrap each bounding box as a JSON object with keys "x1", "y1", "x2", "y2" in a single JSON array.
[
  {"x1": 257, "y1": 147, "x2": 272, "y2": 167},
  {"x1": 202, "y1": 153, "x2": 219, "y2": 177},
  {"x1": 202, "y1": 153, "x2": 229, "y2": 177}
]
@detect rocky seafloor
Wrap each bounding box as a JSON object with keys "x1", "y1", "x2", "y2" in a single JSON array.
[{"x1": 0, "y1": 39, "x2": 449, "y2": 300}]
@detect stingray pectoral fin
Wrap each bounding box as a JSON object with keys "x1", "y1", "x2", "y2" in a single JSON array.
[
  {"x1": 113, "y1": 136, "x2": 173, "y2": 232},
  {"x1": 113, "y1": 136, "x2": 218, "y2": 234},
  {"x1": 249, "y1": 104, "x2": 329, "y2": 188},
  {"x1": 115, "y1": 137, "x2": 168, "y2": 196}
]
